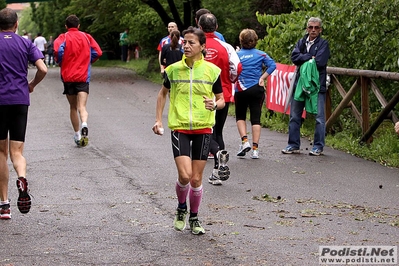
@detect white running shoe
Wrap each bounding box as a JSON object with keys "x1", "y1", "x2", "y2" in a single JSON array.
[
  {"x1": 237, "y1": 141, "x2": 251, "y2": 157},
  {"x1": 208, "y1": 169, "x2": 222, "y2": 185},
  {"x1": 250, "y1": 149, "x2": 259, "y2": 159},
  {"x1": 217, "y1": 150, "x2": 230, "y2": 181}
]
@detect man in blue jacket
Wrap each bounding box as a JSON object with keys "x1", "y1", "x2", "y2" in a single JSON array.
[{"x1": 282, "y1": 17, "x2": 330, "y2": 156}]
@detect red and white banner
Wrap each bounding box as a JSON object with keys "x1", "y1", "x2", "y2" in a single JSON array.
[{"x1": 266, "y1": 63, "x2": 296, "y2": 114}]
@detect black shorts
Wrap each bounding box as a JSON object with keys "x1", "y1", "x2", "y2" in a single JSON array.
[
  {"x1": 171, "y1": 131, "x2": 211, "y2": 160},
  {"x1": 234, "y1": 84, "x2": 265, "y2": 125},
  {"x1": 0, "y1": 105, "x2": 28, "y2": 142},
  {"x1": 63, "y1": 82, "x2": 89, "y2": 95}
]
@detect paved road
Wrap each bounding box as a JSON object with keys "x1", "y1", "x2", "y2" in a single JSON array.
[{"x1": 1, "y1": 67, "x2": 398, "y2": 266}]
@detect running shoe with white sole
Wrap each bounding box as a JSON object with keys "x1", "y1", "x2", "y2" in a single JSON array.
[
  {"x1": 237, "y1": 141, "x2": 251, "y2": 157},
  {"x1": 281, "y1": 146, "x2": 300, "y2": 154},
  {"x1": 250, "y1": 149, "x2": 259, "y2": 159},
  {"x1": 80, "y1": 127, "x2": 89, "y2": 147},
  {"x1": 217, "y1": 150, "x2": 230, "y2": 181},
  {"x1": 16, "y1": 177, "x2": 31, "y2": 214},
  {"x1": 0, "y1": 204, "x2": 11, "y2": 220},
  {"x1": 309, "y1": 147, "x2": 323, "y2": 156},
  {"x1": 208, "y1": 169, "x2": 222, "y2": 185},
  {"x1": 189, "y1": 217, "x2": 205, "y2": 235},
  {"x1": 173, "y1": 208, "x2": 187, "y2": 231},
  {"x1": 74, "y1": 135, "x2": 81, "y2": 146}
]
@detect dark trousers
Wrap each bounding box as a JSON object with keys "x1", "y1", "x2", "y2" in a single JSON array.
[{"x1": 121, "y1": 45, "x2": 128, "y2": 61}]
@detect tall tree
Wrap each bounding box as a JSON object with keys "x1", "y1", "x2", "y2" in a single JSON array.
[
  {"x1": 141, "y1": 0, "x2": 201, "y2": 30},
  {"x1": 0, "y1": 0, "x2": 6, "y2": 10}
]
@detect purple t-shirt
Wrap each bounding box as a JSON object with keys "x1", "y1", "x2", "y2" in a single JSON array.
[{"x1": 0, "y1": 32, "x2": 44, "y2": 105}]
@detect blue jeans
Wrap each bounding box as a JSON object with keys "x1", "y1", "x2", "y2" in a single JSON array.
[{"x1": 287, "y1": 92, "x2": 326, "y2": 150}]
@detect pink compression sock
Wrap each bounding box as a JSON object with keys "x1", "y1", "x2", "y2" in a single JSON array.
[
  {"x1": 189, "y1": 185, "x2": 203, "y2": 214},
  {"x1": 175, "y1": 180, "x2": 189, "y2": 204}
]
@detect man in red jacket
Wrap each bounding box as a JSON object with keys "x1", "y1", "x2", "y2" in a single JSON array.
[
  {"x1": 54, "y1": 15, "x2": 102, "y2": 147},
  {"x1": 198, "y1": 13, "x2": 242, "y2": 185}
]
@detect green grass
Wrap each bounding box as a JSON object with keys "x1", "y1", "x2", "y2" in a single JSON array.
[{"x1": 94, "y1": 59, "x2": 399, "y2": 168}]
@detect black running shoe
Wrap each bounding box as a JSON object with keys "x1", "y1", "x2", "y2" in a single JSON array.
[
  {"x1": 16, "y1": 177, "x2": 31, "y2": 214},
  {"x1": 80, "y1": 127, "x2": 89, "y2": 147}
]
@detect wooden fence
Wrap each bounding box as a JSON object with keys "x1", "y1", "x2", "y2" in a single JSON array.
[{"x1": 325, "y1": 67, "x2": 399, "y2": 144}]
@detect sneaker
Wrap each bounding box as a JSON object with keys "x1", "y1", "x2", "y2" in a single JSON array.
[
  {"x1": 16, "y1": 177, "x2": 31, "y2": 214},
  {"x1": 0, "y1": 204, "x2": 11, "y2": 220},
  {"x1": 208, "y1": 169, "x2": 222, "y2": 185},
  {"x1": 217, "y1": 150, "x2": 230, "y2": 181},
  {"x1": 173, "y1": 208, "x2": 187, "y2": 231},
  {"x1": 74, "y1": 135, "x2": 81, "y2": 146},
  {"x1": 237, "y1": 141, "x2": 251, "y2": 157},
  {"x1": 309, "y1": 147, "x2": 323, "y2": 156},
  {"x1": 250, "y1": 149, "x2": 259, "y2": 159},
  {"x1": 281, "y1": 146, "x2": 300, "y2": 154},
  {"x1": 189, "y1": 217, "x2": 205, "y2": 235},
  {"x1": 207, "y1": 152, "x2": 214, "y2": 159},
  {"x1": 80, "y1": 127, "x2": 89, "y2": 147}
]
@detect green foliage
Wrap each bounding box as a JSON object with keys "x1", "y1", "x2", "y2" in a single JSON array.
[
  {"x1": 0, "y1": 0, "x2": 6, "y2": 10},
  {"x1": 18, "y1": 7, "x2": 38, "y2": 36},
  {"x1": 30, "y1": 0, "x2": 71, "y2": 38},
  {"x1": 118, "y1": 1, "x2": 166, "y2": 57},
  {"x1": 203, "y1": 0, "x2": 254, "y2": 45},
  {"x1": 258, "y1": 0, "x2": 399, "y2": 71},
  {"x1": 326, "y1": 121, "x2": 399, "y2": 167}
]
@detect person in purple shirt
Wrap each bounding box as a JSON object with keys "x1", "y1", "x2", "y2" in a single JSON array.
[
  {"x1": 234, "y1": 28, "x2": 276, "y2": 159},
  {"x1": 0, "y1": 8, "x2": 47, "y2": 220}
]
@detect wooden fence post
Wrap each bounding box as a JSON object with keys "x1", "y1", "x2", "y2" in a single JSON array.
[{"x1": 360, "y1": 77, "x2": 370, "y2": 143}]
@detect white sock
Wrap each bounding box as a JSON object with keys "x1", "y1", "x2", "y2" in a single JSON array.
[
  {"x1": 74, "y1": 131, "x2": 81, "y2": 138},
  {"x1": 82, "y1": 122, "x2": 88, "y2": 128},
  {"x1": 1, "y1": 200, "x2": 10, "y2": 205}
]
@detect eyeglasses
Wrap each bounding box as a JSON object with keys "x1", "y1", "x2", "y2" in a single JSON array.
[{"x1": 307, "y1": 26, "x2": 321, "y2": 30}]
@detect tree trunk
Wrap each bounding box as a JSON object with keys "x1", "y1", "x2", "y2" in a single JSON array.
[{"x1": 141, "y1": 0, "x2": 173, "y2": 27}]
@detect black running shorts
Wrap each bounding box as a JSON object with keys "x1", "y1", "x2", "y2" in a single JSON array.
[
  {"x1": 0, "y1": 105, "x2": 28, "y2": 142},
  {"x1": 171, "y1": 131, "x2": 211, "y2": 160},
  {"x1": 63, "y1": 82, "x2": 89, "y2": 95}
]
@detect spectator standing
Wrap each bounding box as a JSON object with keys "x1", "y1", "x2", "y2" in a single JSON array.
[
  {"x1": 157, "y1": 22, "x2": 184, "y2": 77},
  {"x1": 120, "y1": 28, "x2": 129, "y2": 62},
  {"x1": 282, "y1": 17, "x2": 330, "y2": 156},
  {"x1": 198, "y1": 13, "x2": 242, "y2": 185},
  {"x1": 152, "y1": 26, "x2": 224, "y2": 235},
  {"x1": 54, "y1": 15, "x2": 102, "y2": 147},
  {"x1": 0, "y1": 8, "x2": 47, "y2": 219},
  {"x1": 46, "y1": 35, "x2": 55, "y2": 67},
  {"x1": 234, "y1": 29, "x2": 276, "y2": 159}
]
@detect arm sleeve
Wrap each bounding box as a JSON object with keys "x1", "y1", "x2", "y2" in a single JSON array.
[
  {"x1": 160, "y1": 46, "x2": 167, "y2": 67},
  {"x1": 226, "y1": 43, "x2": 242, "y2": 83},
  {"x1": 263, "y1": 53, "x2": 277, "y2": 75},
  {"x1": 291, "y1": 39, "x2": 312, "y2": 66},
  {"x1": 163, "y1": 73, "x2": 171, "y2": 89},
  {"x1": 314, "y1": 40, "x2": 330, "y2": 68},
  {"x1": 212, "y1": 76, "x2": 223, "y2": 94}
]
